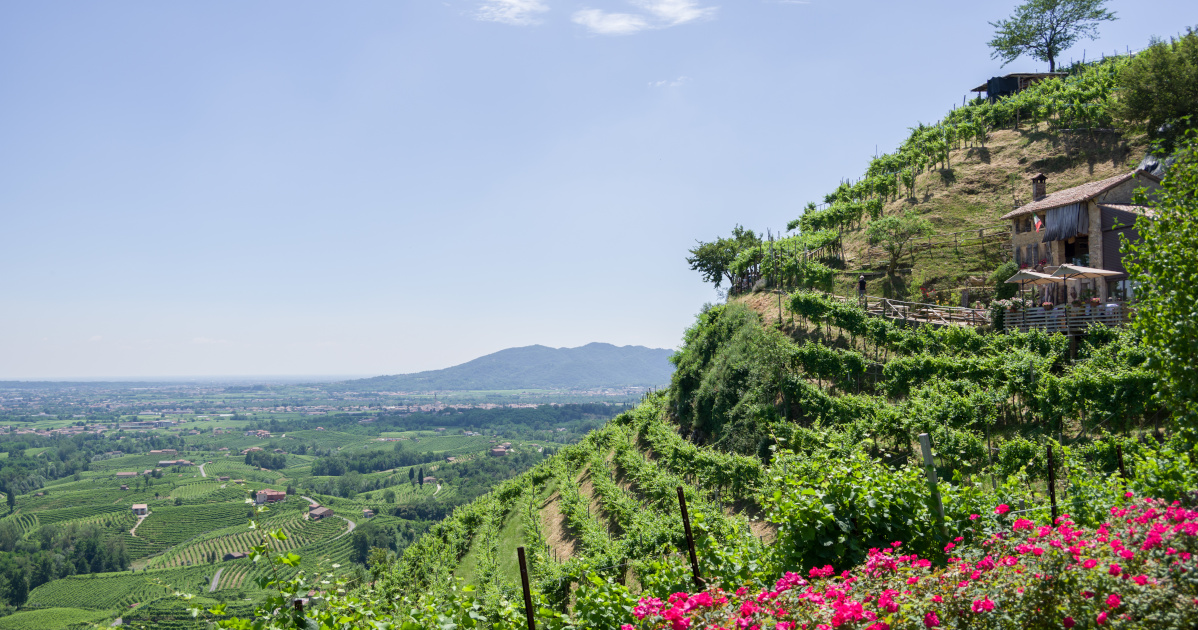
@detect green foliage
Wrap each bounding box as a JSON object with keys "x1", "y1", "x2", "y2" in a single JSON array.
[
  {"x1": 987, "y1": 0, "x2": 1117, "y2": 72},
  {"x1": 686, "y1": 226, "x2": 759, "y2": 289},
  {"x1": 1126, "y1": 130, "x2": 1198, "y2": 425},
  {"x1": 866, "y1": 212, "x2": 933, "y2": 272},
  {"x1": 1114, "y1": 29, "x2": 1198, "y2": 150},
  {"x1": 989, "y1": 260, "x2": 1020, "y2": 301}
]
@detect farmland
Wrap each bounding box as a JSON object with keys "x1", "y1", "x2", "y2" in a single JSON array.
[{"x1": 0, "y1": 400, "x2": 620, "y2": 627}]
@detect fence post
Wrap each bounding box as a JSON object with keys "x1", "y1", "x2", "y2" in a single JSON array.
[
  {"x1": 517, "y1": 547, "x2": 536, "y2": 630},
  {"x1": 918, "y1": 434, "x2": 948, "y2": 538},
  {"x1": 676, "y1": 486, "x2": 702, "y2": 588},
  {"x1": 1047, "y1": 445, "x2": 1058, "y2": 523},
  {"x1": 1116, "y1": 444, "x2": 1127, "y2": 479}
]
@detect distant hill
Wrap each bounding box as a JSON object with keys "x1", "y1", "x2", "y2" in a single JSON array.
[{"x1": 335, "y1": 343, "x2": 675, "y2": 391}]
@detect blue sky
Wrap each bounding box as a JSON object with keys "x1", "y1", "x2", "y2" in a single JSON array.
[{"x1": 1, "y1": 1, "x2": 1190, "y2": 379}]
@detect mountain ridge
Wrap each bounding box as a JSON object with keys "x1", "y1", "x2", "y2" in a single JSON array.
[{"x1": 334, "y1": 342, "x2": 675, "y2": 391}]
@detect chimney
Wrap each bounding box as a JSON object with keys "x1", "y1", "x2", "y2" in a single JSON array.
[{"x1": 1031, "y1": 173, "x2": 1047, "y2": 201}]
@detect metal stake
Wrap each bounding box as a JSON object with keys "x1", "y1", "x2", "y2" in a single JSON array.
[
  {"x1": 517, "y1": 547, "x2": 535, "y2": 630},
  {"x1": 676, "y1": 486, "x2": 702, "y2": 588}
]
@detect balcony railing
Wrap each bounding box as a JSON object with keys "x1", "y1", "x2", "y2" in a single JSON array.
[{"x1": 1003, "y1": 302, "x2": 1130, "y2": 335}]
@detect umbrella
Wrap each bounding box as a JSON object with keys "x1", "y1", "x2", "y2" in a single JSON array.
[
  {"x1": 1005, "y1": 270, "x2": 1055, "y2": 307},
  {"x1": 1049, "y1": 264, "x2": 1122, "y2": 333}
]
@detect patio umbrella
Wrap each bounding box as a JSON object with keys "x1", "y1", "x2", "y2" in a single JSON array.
[
  {"x1": 1004, "y1": 270, "x2": 1055, "y2": 305},
  {"x1": 1049, "y1": 264, "x2": 1122, "y2": 334}
]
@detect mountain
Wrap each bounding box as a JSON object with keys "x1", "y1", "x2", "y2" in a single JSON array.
[{"x1": 335, "y1": 343, "x2": 675, "y2": 391}]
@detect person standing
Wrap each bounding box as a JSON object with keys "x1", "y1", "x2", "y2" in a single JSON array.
[{"x1": 857, "y1": 275, "x2": 867, "y2": 308}]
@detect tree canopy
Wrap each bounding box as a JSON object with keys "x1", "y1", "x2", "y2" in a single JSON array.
[
  {"x1": 1126, "y1": 129, "x2": 1198, "y2": 427},
  {"x1": 988, "y1": 0, "x2": 1116, "y2": 72},
  {"x1": 866, "y1": 212, "x2": 934, "y2": 273},
  {"x1": 1114, "y1": 28, "x2": 1198, "y2": 152},
  {"x1": 686, "y1": 225, "x2": 759, "y2": 289}
]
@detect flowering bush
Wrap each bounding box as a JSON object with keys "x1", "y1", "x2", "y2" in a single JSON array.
[{"x1": 626, "y1": 497, "x2": 1198, "y2": 630}]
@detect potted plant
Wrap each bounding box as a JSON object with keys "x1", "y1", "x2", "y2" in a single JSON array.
[{"x1": 1089, "y1": 297, "x2": 1102, "y2": 306}]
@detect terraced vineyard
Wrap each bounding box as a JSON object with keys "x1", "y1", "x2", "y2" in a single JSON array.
[
  {"x1": 145, "y1": 514, "x2": 346, "y2": 569},
  {"x1": 0, "y1": 607, "x2": 112, "y2": 630}
]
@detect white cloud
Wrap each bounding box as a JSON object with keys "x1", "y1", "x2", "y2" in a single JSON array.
[
  {"x1": 574, "y1": 0, "x2": 715, "y2": 35},
  {"x1": 634, "y1": 0, "x2": 716, "y2": 26},
  {"x1": 572, "y1": 9, "x2": 650, "y2": 35},
  {"x1": 474, "y1": 0, "x2": 550, "y2": 26},
  {"x1": 650, "y1": 75, "x2": 689, "y2": 87}
]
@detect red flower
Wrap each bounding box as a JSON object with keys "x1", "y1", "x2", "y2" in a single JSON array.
[
  {"x1": 1133, "y1": 575, "x2": 1148, "y2": 585},
  {"x1": 923, "y1": 611, "x2": 940, "y2": 627},
  {"x1": 1097, "y1": 611, "x2": 1108, "y2": 625},
  {"x1": 1106, "y1": 593, "x2": 1121, "y2": 609},
  {"x1": 944, "y1": 543, "x2": 956, "y2": 552},
  {"x1": 969, "y1": 514, "x2": 979, "y2": 521},
  {"x1": 1082, "y1": 559, "x2": 1098, "y2": 569},
  {"x1": 995, "y1": 504, "x2": 1011, "y2": 515},
  {"x1": 1108, "y1": 563, "x2": 1122, "y2": 576},
  {"x1": 1063, "y1": 618, "x2": 1075, "y2": 628}
]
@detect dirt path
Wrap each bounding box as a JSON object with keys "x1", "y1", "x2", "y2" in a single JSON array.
[
  {"x1": 129, "y1": 514, "x2": 147, "y2": 537},
  {"x1": 199, "y1": 463, "x2": 207, "y2": 478},
  {"x1": 209, "y1": 567, "x2": 224, "y2": 593},
  {"x1": 331, "y1": 516, "x2": 356, "y2": 539},
  {"x1": 540, "y1": 489, "x2": 578, "y2": 562},
  {"x1": 434, "y1": 483, "x2": 442, "y2": 496}
]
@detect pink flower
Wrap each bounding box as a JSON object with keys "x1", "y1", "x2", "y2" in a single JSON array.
[
  {"x1": 1119, "y1": 550, "x2": 1135, "y2": 560},
  {"x1": 1063, "y1": 617, "x2": 1076, "y2": 628},
  {"x1": 622, "y1": 625, "x2": 636, "y2": 630},
  {"x1": 995, "y1": 504, "x2": 1011, "y2": 515},
  {"x1": 944, "y1": 543, "x2": 956, "y2": 552},
  {"x1": 1125, "y1": 491, "x2": 1134, "y2": 499},
  {"x1": 969, "y1": 514, "x2": 980, "y2": 521},
  {"x1": 954, "y1": 536, "x2": 964, "y2": 542},
  {"x1": 1109, "y1": 563, "x2": 1122, "y2": 576},
  {"x1": 1082, "y1": 591, "x2": 1094, "y2": 599},
  {"x1": 1107, "y1": 593, "x2": 1121, "y2": 609},
  {"x1": 1013, "y1": 518, "x2": 1034, "y2": 530},
  {"x1": 932, "y1": 595, "x2": 942, "y2": 603},
  {"x1": 1133, "y1": 575, "x2": 1148, "y2": 585},
  {"x1": 1097, "y1": 611, "x2": 1108, "y2": 625},
  {"x1": 923, "y1": 611, "x2": 941, "y2": 627},
  {"x1": 906, "y1": 577, "x2": 920, "y2": 585},
  {"x1": 866, "y1": 624, "x2": 890, "y2": 630},
  {"x1": 1083, "y1": 559, "x2": 1098, "y2": 569},
  {"x1": 1032, "y1": 547, "x2": 1044, "y2": 556}
]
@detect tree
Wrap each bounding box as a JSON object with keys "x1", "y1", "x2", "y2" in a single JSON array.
[
  {"x1": 417, "y1": 468, "x2": 424, "y2": 488},
  {"x1": 686, "y1": 225, "x2": 759, "y2": 288},
  {"x1": 1126, "y1": 129, "x2": 1198, "y2": 426},
  {"x1": 988, "y1": 0, "x2": 1116, "y2": 72},
  {"x1": 5, "y1": 488, "x2": 13, "y2": 514},
  {"x1": 866, "y1": 212, "x2": 934, "y2": 273},
  {"x1": 1113, "y1": 29, "x2": 1198, "y2": 152},
  {"x1": 408, "y1": 467, "x2": 415, "y2": 486},
  {"x1": 382, "y1": 489, "x2": 396, "y2": 503}
]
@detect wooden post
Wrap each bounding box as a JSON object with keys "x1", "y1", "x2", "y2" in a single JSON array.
[
  {"x1": 517, "y1": 547, "x2": 535, "y2": 630},
  {"x1": 293, "y1": 599, "x2": 303, "y2": 613},
  {"x1": 1047, "y1": 445, "x2": 1058, "y2": 523},
  {"x1": 1116, "y1": 444, "x2": 1127, "y2": 479},
  {"x1": 918, "y1": 434, "x2": 948, "y2": 538},
  {"x1": 676, "y1": 486, "x2": 702, "y2": 588}
]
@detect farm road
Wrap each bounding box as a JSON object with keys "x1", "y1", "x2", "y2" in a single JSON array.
[
  {"x1": 199, "y1": 463, "x2": 207, "y2": 478},
  {"x1": 209, "y1": 567, "x2": 224, "y2": 592}
]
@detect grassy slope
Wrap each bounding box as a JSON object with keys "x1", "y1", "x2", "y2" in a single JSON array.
[{"x1": 832, "y1": 123, "x2": 1146, "y2": 299}]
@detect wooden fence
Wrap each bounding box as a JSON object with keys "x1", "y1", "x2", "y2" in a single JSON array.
[
  {"x1": 1003, "y1": 303, "x2": 1130, "y2": 335},
  {"x1": 867, "y1": 297, "x2": 990, "y2": 327},
  {"x1": 862, "y1": 224, "x2": 1010, "y2": 268}
]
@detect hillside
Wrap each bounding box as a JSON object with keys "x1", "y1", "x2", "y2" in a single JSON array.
[
  {"x1": 103, "y1": 49, "x2": 1198, "y2": 630},
  {"x1": 334, "y1": 342, "x2": 674, "y2": 391}
]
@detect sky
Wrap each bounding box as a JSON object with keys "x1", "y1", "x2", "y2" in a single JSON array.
[{"x1": 1, "y1": 1, "x2": 1192, "y2": 380}]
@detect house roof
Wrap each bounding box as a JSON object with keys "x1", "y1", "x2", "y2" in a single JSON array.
[
  {"x1": 132, "y1": 504, "x2": 148, "y2": 510},
  {"x1": 971, "y1": 72, "x2": 1067, "y2": 93},
  {"x1": 1098, "y1": 203, "x2": 1156, "y2": 219},
  {"x1": 999, "y1": 171, "x2": 1161, "y2": 220}
]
